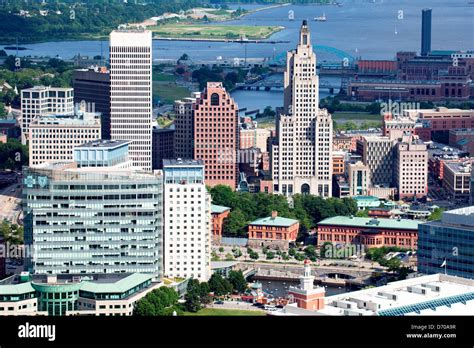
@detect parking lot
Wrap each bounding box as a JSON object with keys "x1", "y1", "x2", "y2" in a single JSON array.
[{"x1": 0, "y1": 180, "x2": 22, "y2": 224}]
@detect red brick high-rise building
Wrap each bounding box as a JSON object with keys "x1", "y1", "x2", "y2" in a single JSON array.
[{"x1": 194, "y1": 82, "x2": 239, "y2": 189}]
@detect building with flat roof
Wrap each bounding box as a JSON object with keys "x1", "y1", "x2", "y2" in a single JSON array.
[
  {"x1": 21, "y1": 86, "x2": 74, "y2": 144},
  {"x1": 357, "y1": 136, "x2": 395, "y2": 187},
  {"x1": 162, "y1": 159, "x2": 211, "y2": 281},
  {"x1": 0, "y1": 273, "x2": 161, "y2": 316},
  {"x1": 317, "y1": 216, "x2": 418, "y2": 249},
  {"x1": 152, "y1": 125, "x2": 175, "y2": 170},
  {"x1": 73, "y1": 140, "x2": 131, "y2": 168},
  {"x1": 421, "y1": 9, "x2": 432, "y2": 56},
  {"x1": 273, "y1": 274, "x2": 474, "y2": 316},
  {"x1": 332, "y1": 151, "x2": 345, "y2": 176},
  {"x1": 348, "y1": 161, "x2": 370, "y2": 196},
  {"x1": 394, "y1": 133, "x2": 428, "y2": 200},
  {"x1": 449, "y1": 128, "x2": 474, "y2": 155},
  {"x1": 418, "y1": 207, "x2": 474, "y2": 279},
  {"x1": 352, "y1": 195, "x2": 381, "y2": 209},
  {"x1": 442, "y1": 161, "x2": 471, "y2": 200},
  {"x1": 23, "y1": 149, "x2": 163, "y2": 279},
  {"x1": 73, "y1": 66, "x2": 111, "y2": 140},
  {"x1": 404, "y1": 107, "x2": 474, "y2": 142},
  {"x1": 248, "y1": 211, "x2": 299, "y2": 250},
  {"x1": 29, "y1": 108, "x2": 101, "y2": 166},
  {"x1": 110, "y1": 29, "x2": 153, "y2": 171},
  {"x1": 173, "y1": 93, "x2": 200, "y2": 160}
]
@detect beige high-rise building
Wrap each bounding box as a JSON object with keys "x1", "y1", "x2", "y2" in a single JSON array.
[
  {"x1": 272, "y1": 21, "x2": 332, "y2": 196},
  {"x1": 348, "y1": 161, "x2": 370, "y2": 196},
  {"x1": 110, "y1": 29, "x2": 153, "y2": 171},
  {"x1": 29, "y1": 110, "x2": 101, "y2": 167},
  {"x1": 20, "y1": 86, "x2": 74, "y2": 144},
  {"x1": 356, "y1": 136, "x2": 395, "y2": 186},
  {"x1": 394, "y1": 133, "x2": 428, "y2": 199}
]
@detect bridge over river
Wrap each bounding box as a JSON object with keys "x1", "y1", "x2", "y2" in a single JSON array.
[
  {"x1": 236, "y1": 79, "x2": 339, "y2": 92},
  {"x1": 237, "y1": 262, "x2": 384, "y2": 288}
]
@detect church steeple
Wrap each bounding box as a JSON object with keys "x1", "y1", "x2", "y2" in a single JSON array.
[{"x1": 299, "y1": 20, "x2": 311, "y2": 47}]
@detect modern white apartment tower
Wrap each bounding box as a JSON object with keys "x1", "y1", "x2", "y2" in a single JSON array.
[
  {"x1": 272, "y1": 20, "x2": 332, "y2": 196},
  {"x1": 110, "y1": 29, "x2": 153, "y2": 171},
  {"x1": 162, "y1": 159, "x2": 211, "y2": 282},
  {"x1": 20, "y1": 86, "x2": 74, "y2": 144}
]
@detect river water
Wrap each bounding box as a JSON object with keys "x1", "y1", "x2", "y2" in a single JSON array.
[
  {"x1": 5, "y1": 0, "x2": 472, "y2": 61},
  {"x1": 257, "y1": 279, "x2": 349, "y2": 298},
  {"x1": 4, "y1": 0, "x2": 472, "y2": 112}
]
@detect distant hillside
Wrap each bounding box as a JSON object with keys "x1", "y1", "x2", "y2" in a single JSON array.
[{"x1": 0, "y1": 0, "x2": 203, "y2": 43}]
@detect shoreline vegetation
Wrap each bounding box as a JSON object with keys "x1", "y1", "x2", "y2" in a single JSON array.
[{"x1": 0, "y1": 1, "x2": 296, "y2": 45}]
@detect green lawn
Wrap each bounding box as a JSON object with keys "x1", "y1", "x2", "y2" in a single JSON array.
[
  {"x1": 332, "y1": 111, "x2": 382, "y2": 122},
  {"x1": 183, "y1": 308, "x2": 266, "y2": 316},
  {"x1": 150, "y1": 24, "x2": 283, "y2": 40},
  {"x1": 254, "y1": 116, "x2": 276, "y2": 130},
  {"x1": 153, "y1": 82, "x2": 190, "y2": 105},
  {"x1": 153, "y1": 73, "x2": 176, "y2": 82}
]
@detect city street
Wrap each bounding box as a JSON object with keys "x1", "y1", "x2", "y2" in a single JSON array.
[
  {"x1": 212, "y1": 244, "x2": 384, "y2": 271},
  {"x1": 0, "y1": 181, "x2": 22, "y2": 224}
]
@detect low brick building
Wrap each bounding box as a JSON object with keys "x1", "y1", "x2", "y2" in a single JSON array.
[
  {"x1": 317, "y1": 216, "x2": 419, "y2": 249},
  {"x1": 248, "y1": 211, "x2": 299, "y2": 250},
  {"x1": 211, "y1": 204, "x2": 230, "y2": 243}
]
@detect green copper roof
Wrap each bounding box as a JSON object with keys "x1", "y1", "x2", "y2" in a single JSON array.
[
  {"x1": 80, "y1": 273, "x2": 152, "y2": 294},
  {"x1": 353, "y1": 196, "x2": 380, "y2": 202},
  {"x1": 0, "y1": 282, "x2": 35, "y2": 296},
  {"x1": 211, "y1": 204, "x2": 230, "y2": 214},
  {"x1": 250, "y1": 215, "x2": 299, "y2": 227},
  {"x1": 318, "y1": 216, "x2": 419, "y2": 230}
]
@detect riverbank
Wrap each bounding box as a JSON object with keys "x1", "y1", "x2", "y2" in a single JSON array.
[{"x1": 151, "y1": 24, "x2": 284, "y2": 41}]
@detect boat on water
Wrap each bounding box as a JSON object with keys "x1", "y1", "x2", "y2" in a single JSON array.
[{"x1": 314, "y1": 13, "x2": 327, "y2": 22}]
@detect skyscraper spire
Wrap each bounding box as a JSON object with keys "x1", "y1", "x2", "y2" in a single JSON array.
[{"x1": 299, "y1": 20, "x2": 311, "y2": 47}]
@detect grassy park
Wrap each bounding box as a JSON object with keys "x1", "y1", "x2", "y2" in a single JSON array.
[
  {"x1": 151, "y1": 24, "x2": 284, "y2": 40},
  {"x1": 332, "y1": 111, "x2": 382, "y2": 122},
  {"x1": 152, "y1": 72, "x2": 190, "y2": 105}
]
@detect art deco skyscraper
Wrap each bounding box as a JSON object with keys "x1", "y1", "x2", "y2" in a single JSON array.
[
  {"x1": 110, "y1": 29, "x2": 153, "y2": 171},
  {"x1": 272, "y1": 21, "x2": 333, "y2": 197}
]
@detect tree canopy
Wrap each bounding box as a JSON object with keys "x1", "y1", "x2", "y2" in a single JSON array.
[
  {"x1": 134, "y1": 286, "x2": 180, "y2": 316},
  {"x1": 208, "y1": 273, "x2": 233, "y2": 296},
  {"x1": 210, "y1": 185, "x2": 358, "y2": 238}
]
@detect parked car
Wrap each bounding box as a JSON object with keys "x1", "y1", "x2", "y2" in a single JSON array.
[{"x1": 214, "y1": 301, "x2": 224, "y2": 305}]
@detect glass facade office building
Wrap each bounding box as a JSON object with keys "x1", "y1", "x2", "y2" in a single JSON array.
[
  {"x1": 418, "y1": 207, "x2": 474, "y2": 279},
  {"x1": 23, "y1": 166, "x2": 163, "y2": 279}
]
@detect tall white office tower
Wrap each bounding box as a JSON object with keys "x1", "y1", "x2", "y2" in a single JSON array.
[
  {"x1": 162, "y1": 160, "x2": 211, "y2": 282},
  {"x1": 272, "y1": 21, "x2": 333, "y2": 197},
  {"x1": 110, "y1": 29, "x2": 153, "y2": 171}
]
